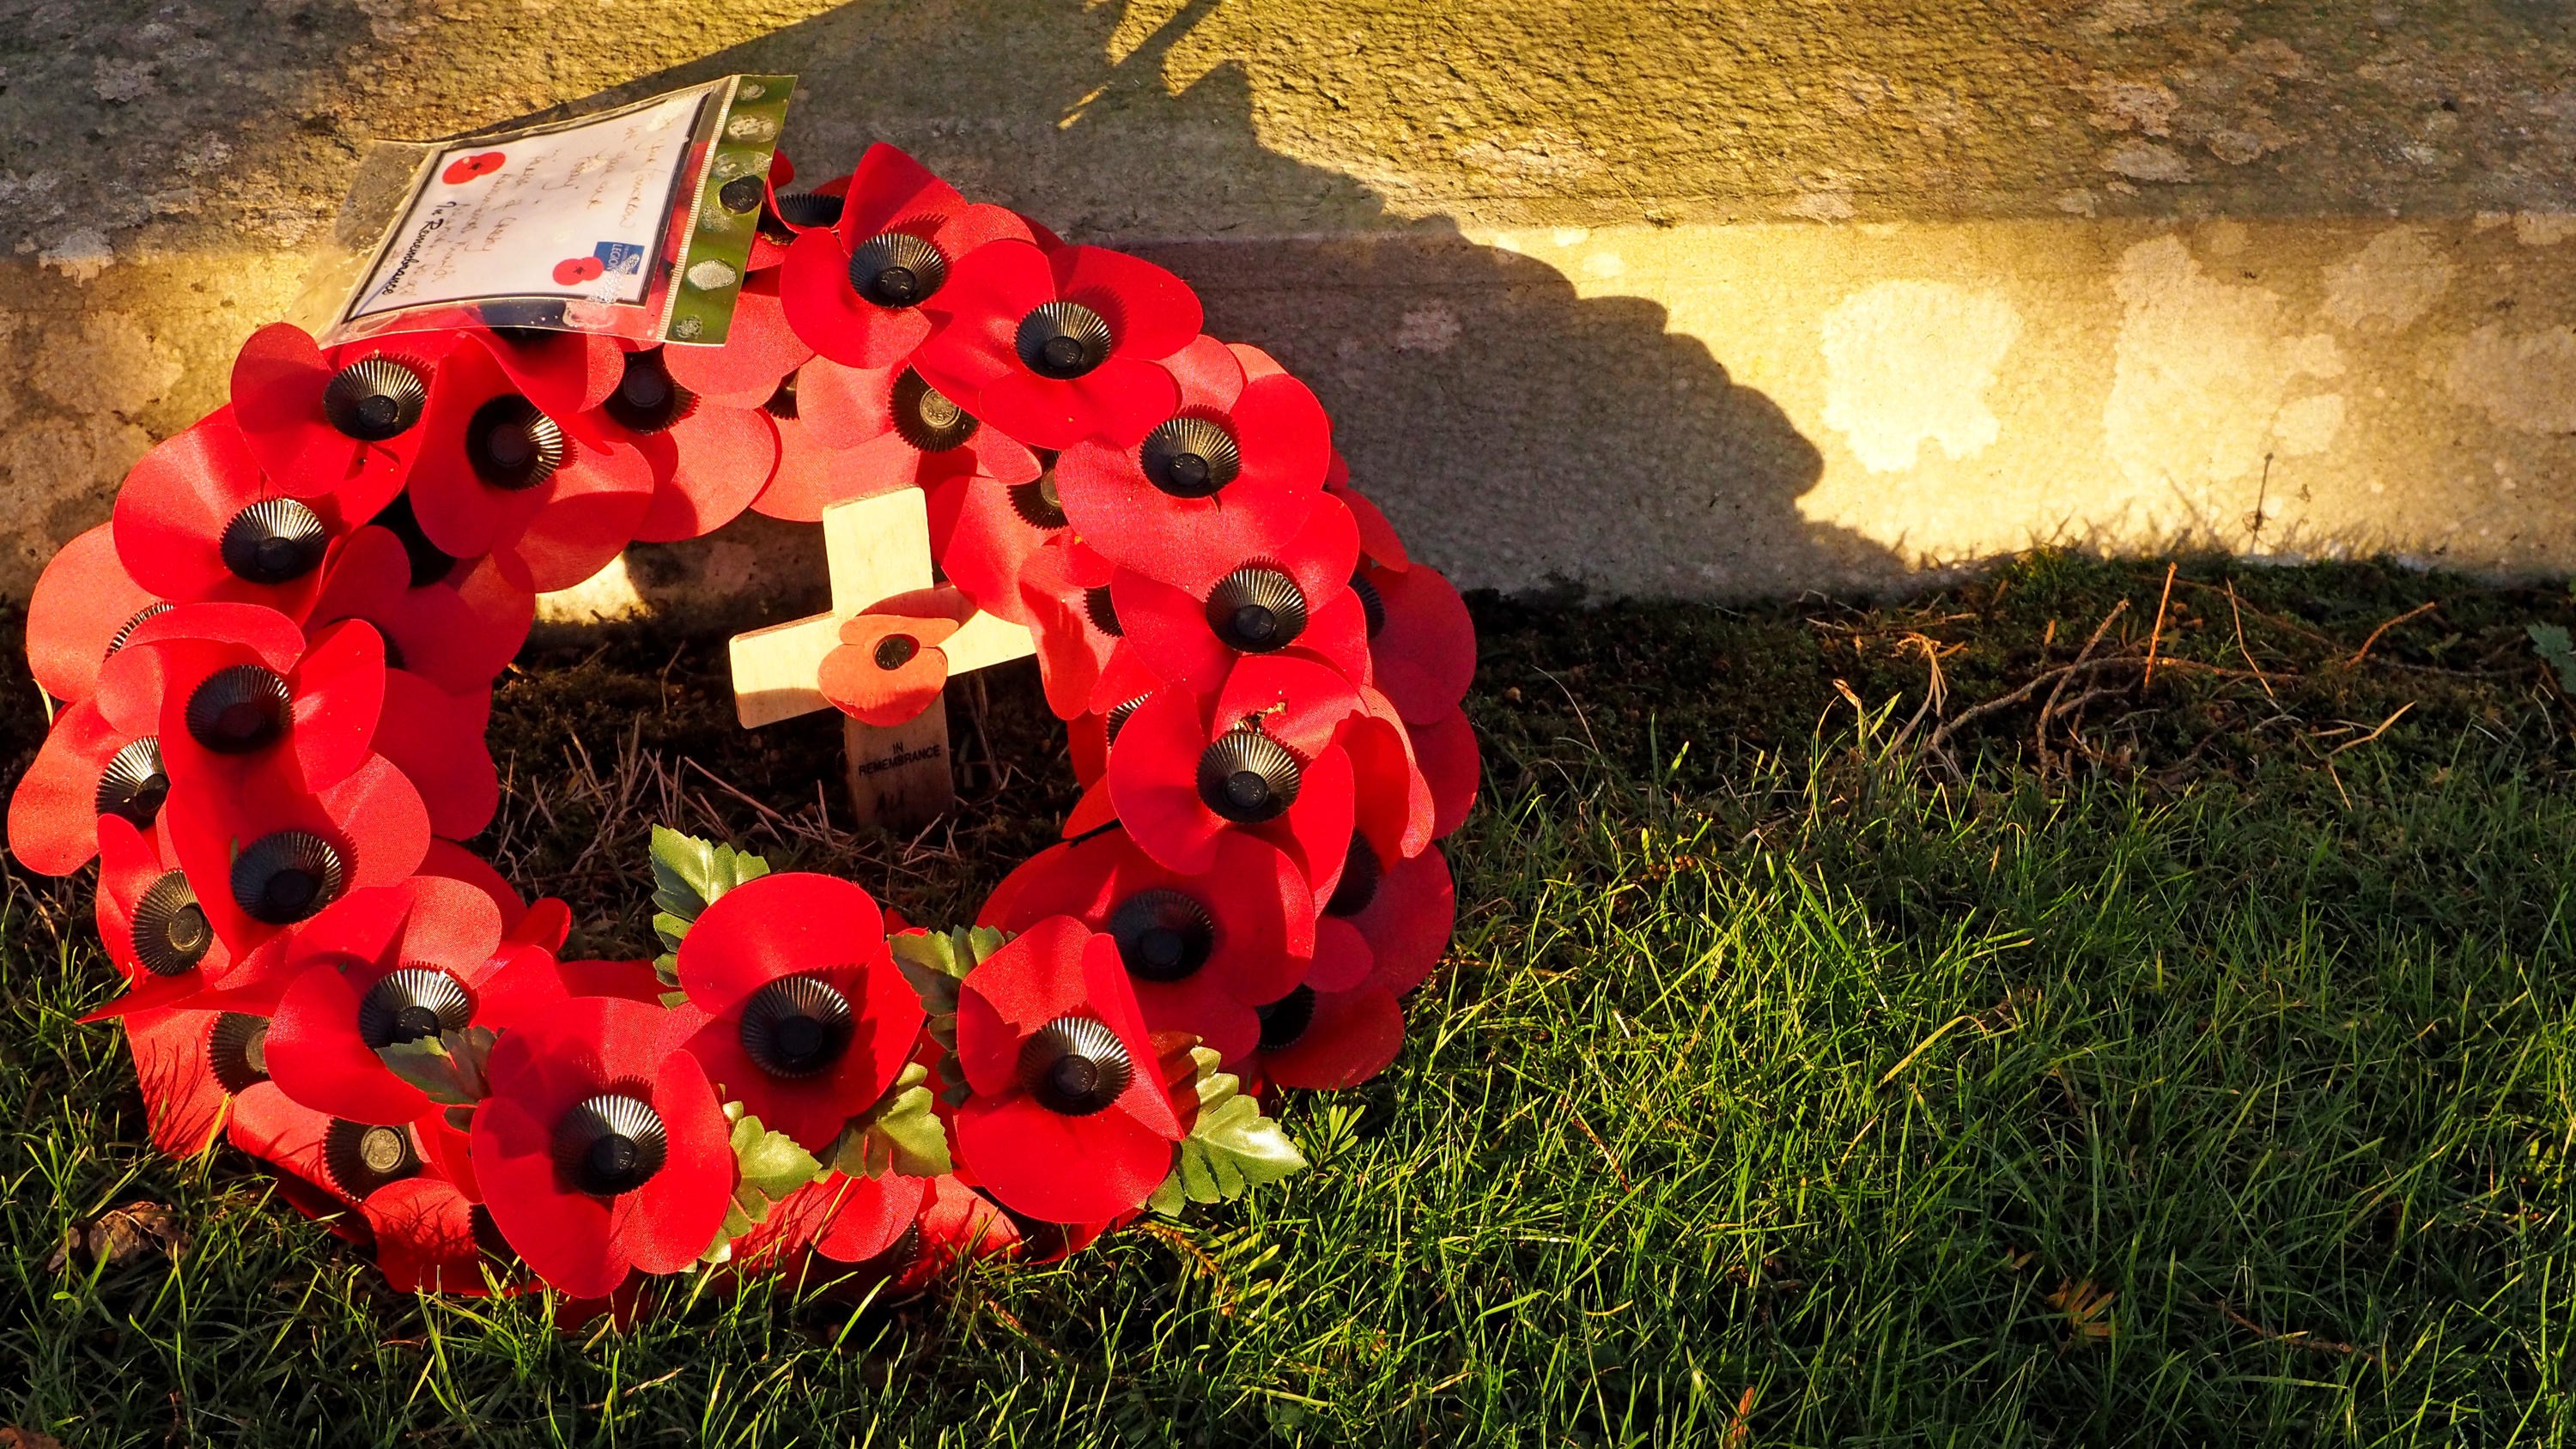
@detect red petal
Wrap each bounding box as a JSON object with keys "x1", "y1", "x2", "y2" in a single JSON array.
[
  {"x1": 308, "y1": 530, "x2": 534, "y2": 698},
  {"x1": 1214, "y1": 653, "x2": 1365, "y2": 757},
  {"x1": 1308, "y1": 917, "x2": 1374, "y2": 993},
  {"x1": 289, "y1": 619, "x2": 390, "y2": 792},
  {"x1": 780, "y1": 227, "x2": 937, "y2": 369},
  {"x1": 661, "y1": 280, "x2": 811, "y2": 404},
  {"x1": 124, "y1": 1007, "x2": 228, "y2": 1155},
  {"x1": 226, "y1": 1081, "x2": 343, "y2": 1201},
  {"x1": 1338, "y1": 710, "x2": 1434, "y2": 867},
  {"x1": 417, "y1": 838, "x2": 527, "y2": 930},
  {"x1": 29, "y1": 524, "x2": 158, "y2": 706},
  {"x1": 369, "y1": 668, "x2": 497, "y2": 840},
  {"x1": 1328, "y1": 461, "x2": 1409, "y2": 571},
  {"x1": 5, "y1": 699, "x2": 128, "y2": 875},
  {"x1": 265, "y1": 959, "x2": 435, "y2": 1124},
  {"x1": 837, "y1": 143, "x2": 965, "y2": 243},
  {"x1": 1356, "y1": 845, "x2": 1455, "y2": 995},
  {"x1": 676, "y1": 871, "x2": 887, "y2": 1012},
  {"x1": 1104, "y1": 687, "x2": 1225, "y2": 875},
  {"x1": 1267, "y1": 743, "x2": 1357, "y2": 901},
  {"x1": 1105, "y1": 567, "x2": 1233, "y2": 694},
  {"x1": 631, "y1": 404, "x2": 781, "y2": 543},
  {"x1": 952, "y1": 917, "x2": 1099, "y2": 1097},
  {"x1": 617, "y1": 1048, "x2": 735, "y2": 1276},
  {"x1": 808, "y1": 1171, "x2": 928, "y2": 1264},
  {"x1": 1052, "y1": 246, "x2": 1202, "y2": 364},
  {"x1": 1413, "y1": 706, "x2": 1479, "y2": 839},
  {"x1": 229, "y1": 323, "x2": 362, "y2": 498},
  {"x1": 114, "y1": 412, "x2": 331, "y2": 615},
  {"x1": 474, "y1": 327, "x2": 625, "y2": 417},
  {"x1": 503, "y1": 425, "x2": 656, "y2": 592},
  {"x1": 471, "y1": 1092, "x2": 623, "y2": 1297},
  {"x1": 1263, "y1": 985, "x2": 1404, "y2": 1089},
  {"x1": 783, "y1": 356, "x2": 896, "y2": 451},
  {"x1": 926, "y1": 466, "x2": 1057, "y2": 627},
  {"x1": 954, "y1": 1093, "x2": 1175, "y2": 1225},
  {"x1": 363, "y1": 1176, "x2": 491, "y2": 1294},
  {"x1": 1371, "y1": 564, "x2": 1476, "y2": 724},
  {"x1": 909, "y1": 239, "x2": 1055, "y2": 402}
]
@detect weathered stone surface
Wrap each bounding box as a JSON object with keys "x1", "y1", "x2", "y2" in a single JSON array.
[{"x1": 2, "y1": 0, "x2": 2572, "y2": 606}]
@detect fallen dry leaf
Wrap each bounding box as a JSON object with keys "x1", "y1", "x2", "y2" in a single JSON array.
[
  {"x1": 2050, "y1": 1277, "x2": 2117, "y2": 1346},
  {"x1": 2, "y1": 1426, "x2": 70, "y2": 1449},
  {"x1": 44, "y1": 1200, "x2": 189, "y2": 1273}
]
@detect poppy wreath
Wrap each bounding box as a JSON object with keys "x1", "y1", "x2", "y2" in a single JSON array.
[{"x1": 10, "y1": 142, "x2": 1477, "y2": 1313}]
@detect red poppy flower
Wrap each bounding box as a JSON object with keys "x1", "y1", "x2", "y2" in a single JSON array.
[
  {"x1": 95, "y1": 603, "x2": 383, "y2": 800},
  {"x1": 741, "y1": 154, "x2": 848, "y2": 276},
  {"x1": 1107, "y1": 493, "x2": 1370, "y2": 697},
  {"x1": 121, "y1": 1006, "x2": 231, "y2": 1156},
  {"x1": 795, "y1": 362, "x2": 1045, "y2": 532},
  {"x1": 459, "y1": 324, "x2": 626, "y2": 419},
  {"x1": 1052, "y1": 337, "x2": 1331, "y2": 583},
  {"x1": 1326, "y1": 451, "x2": 1408, "y2": 571},
  {"x1": 661, "y1": 272, "x2": 813, "y2": 406},
  {"x1": 404, "y1": 337, "x2": 654, "y2": 591},
  {"x1": 817, "y1": 612, "x2": 958, "y2": 727},
  {"x1": 112, "y1": 409, "x2": 365, "y2": 621},
  {"x1": 780, "y1": 143, "x2": 1033, "y2": 370},
  {"x1": 362, "y1": 1175, "x2": 503, "y2": 1295},
  {"x1": 950, "y1": 917, "x2": 1183, "y2": 1224},
  {"x1": 27, "y1": 522, "x2": 160, "y2": 706},
  {"x1": 1310, "y1": 838, "x2": 1455, "y2": 998},
  {"x1": 1344, "y1": 687, "x2": 1437, "y2": 870},
  {"x1": 8, "y1": 698, "x2": 155, "y2": 876},
  {"x1": 306, "y1": 523, "x2": 534, "y2": 700},
  {"x1": 897, "y1": 1172, "x2": 1023, "y2": 1287},
  {"x1": 587, "y1": 347, "x2": 782, "y2": 543},
  {"x1": 729, "y1": 1171, "x2": 927, "y2": 1285},
  {"x1": 365, "y1": 667, "x2": 498, "y2": 840},
  {"x1": 922, "y1": 446, "x2": 1070, "y2": 627},
  {"x1": 470, "y1": 997, "x2": 735, "y2": 1299},
  {"x1": 228, "y1": 323, "x2": 454, "y2": 500},
  {"x1": 85, "y1": 815, "x2": 282, "y2": 1020},
  {"x1": 911, "y1": 239, "x2": 1200, "y2": 451},
  {"x1": 671, "y1": 872, "x2": 924, "y2": 1152},
  {"x1": 1248, "y1": 982, "x2": 1405, "y2": 1091},
  {"x1": 261, "y1": 876, "x2": 509, "y2": 1124},
  {"x1": 1362, "y1": 561, "x2": 1475, "y2": 724},
  {"x1": 981, "y1": 830, "x2": 1314, "y2": 1063},
  {"x1": 1105, "y1": 654, "x2": 1366, "y2": 899},
  {"x1": 161, "y1": 747, "x2": 432, "y2": 959},
  {"x1": 1016, "y1": 538, "x2": 1121, "y2": 719},
  {"x1": 1411, "y1": 706, "x2": 1480, "y2": 840}
]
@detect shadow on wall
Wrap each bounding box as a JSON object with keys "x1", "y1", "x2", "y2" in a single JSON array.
[{"x1": 549, "y1": 0, "x2": 1903, "y2": 619}]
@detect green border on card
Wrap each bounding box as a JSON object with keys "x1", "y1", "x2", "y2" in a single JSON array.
[{"x1": 664, "y1": 74, "x2": 799, "y2": 346}]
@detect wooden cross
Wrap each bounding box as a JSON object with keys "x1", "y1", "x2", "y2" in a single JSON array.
[{"x1": 727, "y1": 488, "x2": 1036, "y2": 830}]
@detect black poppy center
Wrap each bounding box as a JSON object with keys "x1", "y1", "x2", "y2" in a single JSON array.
[
  {"x1": 322, "y1": 357, "x2": 428, "y2": 441},
  {"x1": 95, "y1": 736, "x2": 169, "y2": 828},
  {"x1": 1016, "y1": 1016, "x2": 1134, "y2": 1117},
  {"x1": 1327, "y1": 832, "x2": 1382, "y2": 918},
  {"x1": 848, "y1": 233, "x2": 949, "y2": 309},
  {"x1": 356, "y1": 967, "x2": 474, "y2": 1049},
  {"x1": 132, "y1": 870, "x2": 212, "y2": 976},
  {"x1": 185, "y1": 664, "x2": 291, "y2": 754},
  {"x1": 738, "y1": 975, "x2": 854, "y2": 1079},
  {"x1": 220, "y1": 499, "x2": 328, "y2": 585},
  {"x1": 209, "y1": 1013, "x2": 270, "y2": 1093},
  {"x1": 1197, "y1": 728, "x2": 1302, "y2": 823},
  {"x1": 890, "y1": 369, "x2": 979, "y2": 452},
  {"x1": 1205, "y1": 568, "x2": 1308, "y2": 653},
  {"x1": 604, "y1": 349, "x2": 695, "y2": 434},
  {"x1": 558, "y1": 1093, "x2": 668, "y2": 1196},
  {"x1": 1015, "y1": 301, "x2": 1112, "y2": 380},
  {"x1": 1084, "y1": 585, "x2": 1123, "y2": 638},
  {"x1": 762, "y1": 372, "x2": 800, "y2": 420},
  {"x1": 106, "y1": 603, "x2": 173, "y2": 658},
  {"x1": 1352, "y1": 572, "x2": 1388, "y2": 638},
  {"x1": 1139, "y1": 417, "x2": 1242, "y2": 500},
  {"x1": 1256, "y1": 986, "x2": 1318, "y2": 1051},
  {"x1": 874, "y1": 634, "x2": 919, "y2": 670},
  {"x1": 1109, "y1": 888, "x2": 1217, "y2": 983},
  {"x1": 231, "y1": 830, "x2": 346, "y2": 925},
  {"x1": 465, "y1": 395, "x2": 565, "y2": 491},
  {"x1": 1007, "y1": 466, "x2": 1069, "y2": 530}
]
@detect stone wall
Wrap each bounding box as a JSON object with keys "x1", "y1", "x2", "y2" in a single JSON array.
[{"x1": 3, "y1": 0, "x2": 2571, "y2": 615}]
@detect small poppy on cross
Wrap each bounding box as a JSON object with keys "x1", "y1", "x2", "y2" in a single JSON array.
[{"x1": 727, "y1": 488, "x2": 1034, "y2": 829}]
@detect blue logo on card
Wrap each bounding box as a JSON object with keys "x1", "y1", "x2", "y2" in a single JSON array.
[{"x1": 592, "y1": 241, "x2": 645, "y2": 276}]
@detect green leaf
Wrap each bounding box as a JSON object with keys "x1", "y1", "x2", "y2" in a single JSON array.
[
  {"x1": 2529, "y1": 623, "x2": 2576, "y2": 693},
  {"x1": 376, "y1": 1028, "x2": 499, "y2": 1106},
  {"x1": 731, "y1": 1111, "x2": 823, "y2": 1201},
  {"x1": 827, "y1": 1063, "x2": 952, "y2": 1179},
  {"x1": 648, "y1": 826, "x2": 771, "y2": 955},
  {"x1": 1150, "y1": 1047, "x2": 1307, "y2": 1216}
]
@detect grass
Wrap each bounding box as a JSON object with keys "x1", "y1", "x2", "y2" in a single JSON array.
[{"x1": 8, "y1": 551, "x2": 2576, "y2": 1446}]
